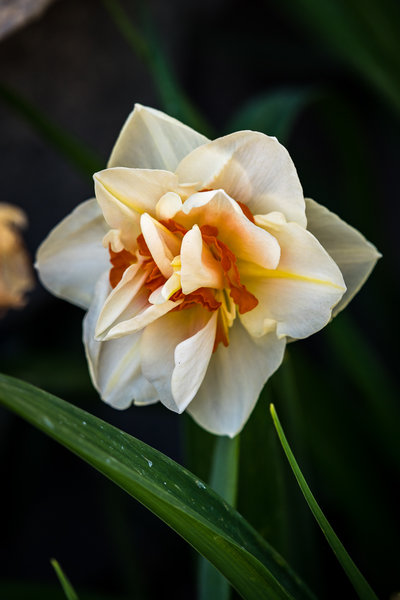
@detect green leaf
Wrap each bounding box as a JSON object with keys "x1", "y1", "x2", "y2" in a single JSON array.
[
  {"x1": 101, "y1": 0, "x2": 212, "y2": 136},
  {"x1": 324, "y1": 313, "x2": 400, "y2": 470},
  {"x1": 0, "y1": 374, "x2": 316, "y2": 600},
  {"x1": 226, "y1": 88, "x2": 318, "y2": 143},
  {"x1": 198, "y1": 435, "x2": 240, "y2": 600},
  {"x1": 0, "y1": 580, "x2": 120, "y2": 600},
  {"x1": 51, "y1": 559, "x2": 79, "y2": 600},
  {"x1": 0, "y1": 82, "x2": 103, "y2": 177},
  {"x1": 238, "y1": 386, "x2": 291, "y2": 557},
  {"x1": 269, "y1": 357, "x2": 320, "y2": 589},
  {"x1": 270, "y1": 404, "x2": 379, "y2": 600},
  {"x1": 275, "y1": 0, "x2": 400, "y2": 116}
]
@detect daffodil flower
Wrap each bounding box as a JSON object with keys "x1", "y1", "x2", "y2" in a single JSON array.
[
  {"x1": 36, "y1": 105, "x2": 380, "y2": 436},
  {"x1": 0, "y1": 203, "x2": 34, "y2": 315}
]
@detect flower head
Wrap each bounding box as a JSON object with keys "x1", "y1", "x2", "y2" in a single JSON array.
[
  {"x1": 0, "y1": 203, "x2": 34, "y2": 315},
  {"x1": 36, "y1": 105, "x2": 380, "y2": 436}
]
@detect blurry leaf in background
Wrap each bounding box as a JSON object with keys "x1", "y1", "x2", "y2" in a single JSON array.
[
  {"x1": 325, "y1": 313, "x2": 400, "y2": 471},
  {"x1": 226, "y1": 88, "x2": 319, "y2": 142},
  {"x1": 289, "y1": 341, "x2": 400, "y2": 597},
  {"x1": 101, "y1": 0, "x2": 213, "y2": 137},
  {"x1": 51, "y1": 559, "x2": 79, "y2": 600},
  {"x1": 275, "y1": 0, "x2": 400, "y2": 116},
  {"x1": 270, "y1": 403, "x2": 379, "y2": 600},
  {"x1": 0, "y1": 0, "x2": 55, "y2": 41},
  {"x1": 0, "y1": 82, "x2": 103, "y2": 178},
  {"x1": 0, "y1": 374, "x2": 317, "y2": 600},
  {"x1": 0, "y1": 581, "x2": 123, "y2": 600}
]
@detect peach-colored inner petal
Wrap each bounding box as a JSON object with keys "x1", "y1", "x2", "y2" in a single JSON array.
[{"x1": 108, "y1": 210, "x2": 259, "y2": 351}]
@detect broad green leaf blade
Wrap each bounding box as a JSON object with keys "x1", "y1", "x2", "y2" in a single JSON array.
[
  {"x1": 199, "y1": 435, "x2": 240, "y2": 600},
  {"x1": 0, "y1": 374, "x2": 316, "y2": 600},
  {"x1": 51, "y1": 559, "x2": 79, "y2": 600},
  {"x1": 226, "y1": 88, "x2": 318, "y2": 142},
  {"x1": 0, "y1": 83, "x2": 103, "y2": 177},
  {"x1": 270, "y1": 404, "x2": 379, "y2": 600}
]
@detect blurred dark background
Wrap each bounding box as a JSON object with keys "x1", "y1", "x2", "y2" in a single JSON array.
[{"x1": 0, "y1": 0, "x2": 399, "y2": 599}]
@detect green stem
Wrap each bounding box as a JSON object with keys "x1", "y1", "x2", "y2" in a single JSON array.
[{"x1": 198, "y1": 435, "x2": 240, "y2": 600}]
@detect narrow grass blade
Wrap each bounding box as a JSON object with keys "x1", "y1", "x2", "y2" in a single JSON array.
[
  {"x1": 0, "y1": 374, "x2": 316, "y2": 600},
  {"x1": 270, "y1": 404, "x2": 379, "y2": 600},
  {"x1": 51, "y1": 559, "x2": 79, "y2": 600},
  {"x1": 0, "y1": 83, "x2": 103, "y2": 177},
  {"x1": 198, "y1": 435, "x2": 240, "y2": 600}
]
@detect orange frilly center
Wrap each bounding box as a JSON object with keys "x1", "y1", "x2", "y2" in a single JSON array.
[{"x1": 109, "y1": 206, "x2": 258, "y2": 351}]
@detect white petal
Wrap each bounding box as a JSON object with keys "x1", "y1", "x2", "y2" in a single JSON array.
[
  {"x1": 83, "y1": 273, "x2": 158, "y2": 408},
  {"x1": 155, "y1": 192, "x2": 183, "y2": 220},
  {"x1": 241, "y1": 213, "x2": 346, "y2": 339},
  {"x1": 36, "y1": 199, "x2": 109, "y2": 309},
  {"x1": 103, "y1": 294, "x2": 181, "y2": 340},
  {"x1": 172, "y1": 311, "x2": 218, "y2": 411},
  {"x1": 305, "y1": 198, "x2": 381, "y2": 316},
  {"x1": 187, "y1": 320, "x2": 286, "y2": 436},
  {"x1": 180, "y1": 225, "x2": 224, "y2": 294},
  {"x1": 94, "y1": 167, "x2": 179, "y2": 216},
  {"x1": 108, "y1": 103, "x2": 209, "y2": 171},
  {"x1": 140, "y1": 213, "x2": 181, "y2": 278},
  {"x1": 94, "y1": 178, "x2": 140, "y2": 252},
  {"x1": 176, "y1": 131, "x2": 306, "y2": 226},
  {"x1": 102, "y1": 229, "x2": 125, "y2": 252},
  {"x1": 177, "y1": 189, "x2": 281, "y2": 270},
  {"x1": 95, "y1": 262, "x2": 148, "y2": 337},
  {"x1": 161, "y1": 272, "x2": 181, "y2": 300},
  {"x1": 140, "y1": 307, "x2": 216, "y2": 413}
]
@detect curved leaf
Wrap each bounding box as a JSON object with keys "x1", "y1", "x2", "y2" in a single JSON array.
[{"x1": 0, "y1": 373, "x2": 316, "y2": 600}]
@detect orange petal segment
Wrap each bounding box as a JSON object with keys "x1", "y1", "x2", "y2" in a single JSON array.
[{"x1": 109, "y1": 247, "x2": 137, "y2": 288}]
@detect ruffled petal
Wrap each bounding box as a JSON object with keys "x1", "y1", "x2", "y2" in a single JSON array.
[
  {"x1": 140, "y1": 213, "x2": 181, "y2": 278},
  {"x1": 305, "y1": 198, "x2": 381, "y2": 316},
  {"x1": 83, "y1": 273, "x2": 158, "y2": 408},
  {"x1": 94, "y1": 167, "x2": 179, "y2": 216},
  {"x1": 187, "y1": 320, "x2": 286, "y2": 436},
  {"x1": 101, "y1": 290, "x2": 182, "y2": 340},
  {"x1": 108, "y1": 104, "x2": 209, "y2": 171},
  {"x1": 241, "y1": 212, "x2": 346, "y2": 339},
  {"x1": 36, "y1": 199, "x2": 109, "y2": 309},
  {"x1": 155, "y1": 192, "x2": 183, "y2": 220},
  {"x1": 140, "y1": 307, "x2": 217, "y2": 413},
  {"x1": 177, "y1": 189, "x2": 281, "y2": 270},
  {"x1": 95, "y1": 262, "x2": 148, "y2": 338},
  {"x1": 175, "y1": 131, "x2": 306, "y2": 226},
  {"x1": 180, "y1": 225, "x2": 224, "y2": 293},
  {"x1": 94, "y1": 178, "x2": 140, "y2": 253}
]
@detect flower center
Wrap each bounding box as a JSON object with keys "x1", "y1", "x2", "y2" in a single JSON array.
[{"x1": 108, "y1": 210, "x2": 258, "y2": 351}]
